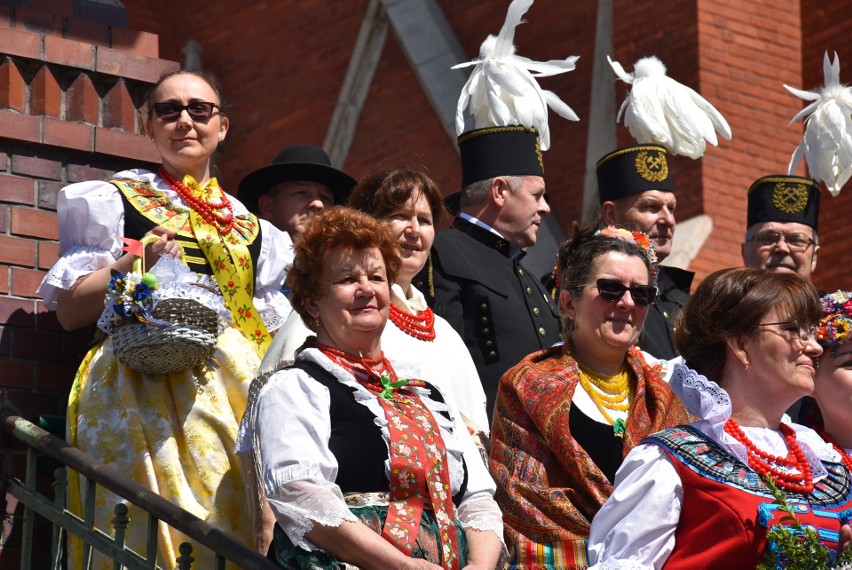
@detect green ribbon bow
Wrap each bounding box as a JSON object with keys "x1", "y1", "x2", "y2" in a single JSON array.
[
  {"x1": 613, "y1": 418, "x2": 626, "y2": 438},
  {"x1": 379, "y1": 373, "x2": 409, "y2": 400}
]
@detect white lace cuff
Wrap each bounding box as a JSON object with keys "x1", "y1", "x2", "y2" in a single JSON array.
[
  {"x1": 457, "y1": 494, "x2": 504, "y2": 538},
  {"x1": 38, "y1": 245, "x2": 115, "y2": 308},
  {"x1": 265, "y1": 476, "x2": 358, "y2": 551}
]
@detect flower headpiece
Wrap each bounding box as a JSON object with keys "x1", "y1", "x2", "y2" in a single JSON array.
[
  {"x1": 594, "y1": 226, "x2": 658, "y2": 268},
  {"x1": 816, "y1": 290, "x2": 852, "y2": 348}
]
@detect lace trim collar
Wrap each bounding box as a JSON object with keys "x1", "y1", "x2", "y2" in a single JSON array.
[{"x1": 670, "y1": 363, "x2": 833, "y2": 480}]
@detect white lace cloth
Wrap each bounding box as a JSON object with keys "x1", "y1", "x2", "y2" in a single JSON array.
[
  {"x1": 238, "y1": 348, "x2": 504, "y2": 552},
  {"x1": 586, "y1": 363, "x2": 842, "y2": 569},
  {"x1": 96, "y1": 253, "x2": 232, "y2": 335},
  {"x1": 37, "y1": 169, "x2": 293, "y2": 331}
]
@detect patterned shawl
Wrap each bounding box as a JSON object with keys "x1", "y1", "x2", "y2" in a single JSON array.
[{"x1": 489, "y1": 343, "x2": 690, "y2": 546}]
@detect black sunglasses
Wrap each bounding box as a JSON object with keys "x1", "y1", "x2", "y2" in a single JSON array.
[
  {"x1": 152, "y1": 101, "x2": 221, "y2": 122},
  {"x1": 594, "y1": 279, "x2": 657, "y2": 307}
]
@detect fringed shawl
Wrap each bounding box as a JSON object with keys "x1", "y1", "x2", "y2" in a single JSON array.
[{"x1": 490, "y1": 344, "x2": 690, "y2": 545}]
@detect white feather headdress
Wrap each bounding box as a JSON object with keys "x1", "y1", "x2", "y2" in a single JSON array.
[
  {"x1": 785, "y1": 51, "x2": 852, "y2": 197},
  {"x1": 608, "y1": 55, "x2": 732, "y2": 159},
  {"x1": 452, "y1": 0, "x2": 579, "y2": 151}
]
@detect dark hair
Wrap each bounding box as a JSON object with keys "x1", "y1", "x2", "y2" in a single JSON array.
[
  {"x1": 144, "y1": 70, "x2": 227, "y2": 119},
  {"x1": 675, "y1": 267, "x2": 821, "y2": 384},
  {"x1": 556, "y1": 218, "x2": 653, "y2": 334},
  {"x1": 348, "y1": 169, "x2": 445, "y2": 225},
  {"x1": 288, "y1": 206, "x2": 402, "y2": 331}
]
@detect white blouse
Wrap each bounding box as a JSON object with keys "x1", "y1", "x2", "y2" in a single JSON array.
[
  {"x1": 243, "y1": 347, "x2": 504, "y2": 551},
  {"x1": 38, "y1": 169, "x2": 293, "y2": 331},
  {"x1": 258, "y1": 283, "x2": 490, "y2": 433},
  {"x1": 586, "y1": 364, "x2": 843, "y2": 569}
]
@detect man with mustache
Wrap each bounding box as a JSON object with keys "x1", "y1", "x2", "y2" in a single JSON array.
[
  {"x1": 417, "y1": 127, "x2": 561, "y2": 415},
  {"x1": 598, "y1": 144, "x2": 693, "y2": 360},
  {"x1": 741, "y1": 175, "x2": 820, "y2": 281},
  {"x1": 238, "y1": 144, "x2": 356, "y2": 237}
]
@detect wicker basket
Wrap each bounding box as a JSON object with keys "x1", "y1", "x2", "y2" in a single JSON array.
[{"x1": 109, "y1": 238, "x2": 222, "y2": 375}]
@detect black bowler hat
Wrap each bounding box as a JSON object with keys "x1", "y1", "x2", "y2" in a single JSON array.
[
  {"x1": 237, "y1": 144, "x2": 357, "y2": 214},
  {"x1": 747, "y1": 175, "x2": 821, "y2": 232},
  {"x1": 596, "y1": 144, "x2": 674, "y2": 203},
  {"x1": 444, "y1": 126, "x2": 544, "y2": 216}
]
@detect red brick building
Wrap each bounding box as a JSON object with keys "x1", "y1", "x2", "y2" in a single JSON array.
[{"x1": 1, "y1": 0, "x2": 851, "y2": 429}]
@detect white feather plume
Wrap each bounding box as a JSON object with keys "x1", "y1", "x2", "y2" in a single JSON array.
[
  {"x1": 453, "y1": 0, "x2": 579, "y2": 151},
  {"x1": 785, "y1": 51, "x2": 852, "y2": 197},
  {"x1": 609, "y1": 55, "x2": 732, "y2": 159}
]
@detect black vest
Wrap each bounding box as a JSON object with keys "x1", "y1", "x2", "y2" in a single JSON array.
[{"x1": 289, "y1": 359, "x2": 469, "y2": 506}]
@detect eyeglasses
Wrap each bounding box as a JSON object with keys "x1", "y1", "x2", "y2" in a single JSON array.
[
  {"x1": 593, "y1": 279, "x2": 657, "y2": 307},
  {"x1": 746, "y1": 230, "x2": 814, "y2": 251},
  {"x1": 152, "y1": 101, "x2": 221, "y2": 122},
  {"x1": 757, "y1": 321, "x2": 817, "y2": 345}
]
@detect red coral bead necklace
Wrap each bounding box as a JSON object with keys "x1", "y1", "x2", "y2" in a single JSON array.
[
  {"x1": 724, "y1": 418, "x2": 814, "y2": 494},
  {"x1": 316, "y1": 342, "x2": 388, "y2": 380},
  {"x1": 389, "y1": 303, "x2": 436, "y2": 341},
  {"x1": 158, "y1": 167, "x2": 235, "y2": 234}
]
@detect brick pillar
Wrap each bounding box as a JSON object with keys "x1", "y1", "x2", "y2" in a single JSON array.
[{"x1": 0, "y1": 0, "x2": 178, "y2": 434}]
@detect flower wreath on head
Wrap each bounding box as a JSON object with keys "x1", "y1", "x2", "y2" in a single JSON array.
[
  {"x1": 816, "y1": 290, "x2": 852, "y2": 349},
  {"x1": 594, "y1": 226, "x2": 658, "y2": 278}
]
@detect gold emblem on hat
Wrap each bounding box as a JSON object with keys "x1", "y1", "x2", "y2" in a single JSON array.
[
  {"x1": 535, "y1": 135, "x2": 544, "y2": 172},
  {"x1": 634, "y1": 150, "x2": 668, "y2": 182},
  {"x1": 771, "y1": 182, "x2": 808, "y2": 214}
]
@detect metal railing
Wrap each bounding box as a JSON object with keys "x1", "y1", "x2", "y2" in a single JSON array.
[{"x1": 0, "y1": 404, "x2": 278, "y2": 569}]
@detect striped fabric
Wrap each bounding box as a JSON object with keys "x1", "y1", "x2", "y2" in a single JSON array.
[{"x1": 508, "y1": 539, "x2": 588, "y2": 570}]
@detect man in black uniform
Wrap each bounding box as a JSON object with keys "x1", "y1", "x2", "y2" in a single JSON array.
[
  {"x1": 741, "y1": 175, "x2": 821, "y2": 281},
  {"x1": 741, "y1": 175, "x2": 822, "y2": 425},
  {"x1": 597, "y1": 144, "x2": 693, "y2": 360},
  {"x1": 417, "y1": 127, "x2": 561, "y2": 415}
]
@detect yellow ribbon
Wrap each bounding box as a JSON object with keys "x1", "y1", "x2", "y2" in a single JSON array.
[
  {"x1": 181, "y1": 175, "x2": 271, "y2": 357},
  {"x1": 112, "y1": 175, "x2": 271, "y2": 357}
]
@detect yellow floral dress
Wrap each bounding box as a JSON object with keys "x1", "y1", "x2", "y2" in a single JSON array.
[{"x1": 39, "y1": 169, "x2": 293, "y2": 569}]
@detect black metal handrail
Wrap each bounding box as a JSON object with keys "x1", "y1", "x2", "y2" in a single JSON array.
[{"x1": 0, "y1": 406, "x2": 278, "y2": 569}]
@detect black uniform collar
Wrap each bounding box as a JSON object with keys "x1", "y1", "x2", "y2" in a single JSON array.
[
  {"x1": 453, "y1": 216, "x2": 518, "y2": 259},
  {"x1": 656, "y1": 265, "x2": 694, "y2": 293}
]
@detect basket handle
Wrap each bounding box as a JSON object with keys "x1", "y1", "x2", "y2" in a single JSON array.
[{"x1": 131, "y1": 235, "x2": 164, "y2": 275}]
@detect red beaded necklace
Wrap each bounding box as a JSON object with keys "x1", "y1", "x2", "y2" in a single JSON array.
[
  {"x1": 388, "y1": 303, "x2": 436, "y2": 341},
  {"x1": 820, "y1": 431, "x2": 852, "y2": 474},
  {"x1": 158, "y1": 167, "x2": 235, "y2": 234},
  {"x1": 316, "y1": 342, "x2": 388, "y2": 381},
  {"x1": 724, "y1": 418, "x2": 814, "y2": 494}
]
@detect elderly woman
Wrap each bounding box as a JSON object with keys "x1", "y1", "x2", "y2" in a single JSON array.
[
  {"x1": 240, "y1": 207, "x2": 504, "y2": 569},
  {"x1": 259, "y1": 169, "x2": 489, "y2": 434},
  {"x1": 588, "y1": 268, "x2": 852, "y2": 568},
  {"x1": 38, "y1": 70, "x2": 291, "y2": 567},
  {"x1": 489, "y1": 223, "x2": 690, "y2": 569}
]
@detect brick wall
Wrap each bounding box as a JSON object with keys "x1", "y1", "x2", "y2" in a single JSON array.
[
  {"x1": 0, "y1": 0, "x2": 178, "y2": 427},
  {"x1": 121, "y1": 0, "x2": 852, "y2": 291}
]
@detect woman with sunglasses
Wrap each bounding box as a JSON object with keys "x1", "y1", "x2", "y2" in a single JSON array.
[
  {"x1": 39, "y1": 70, "x2": 292, "y2": 568},
  {"x1": 489, "y1": 223, "x2": 690, "y2": 569},
  {"x1": 587, "y1": 268, "x2": 852, "y2": 568}
]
